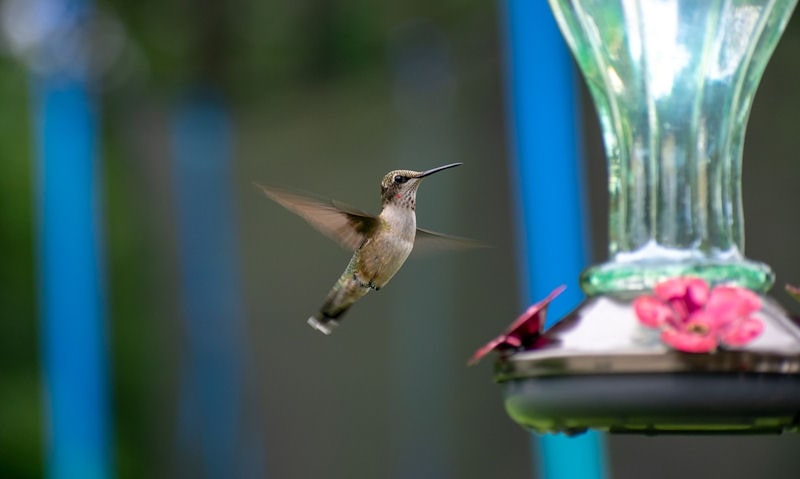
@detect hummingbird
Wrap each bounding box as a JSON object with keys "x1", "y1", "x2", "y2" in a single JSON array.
[{"x1": 257, "y1": 162, "x2": 477, "y2": 334}]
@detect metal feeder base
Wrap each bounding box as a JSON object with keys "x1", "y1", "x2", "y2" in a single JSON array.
[{"x1": 495, "y1": 294, "x2": 800, "y2": 435}]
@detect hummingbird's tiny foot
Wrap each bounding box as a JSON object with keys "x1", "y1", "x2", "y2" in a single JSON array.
[
  {"x1": 307, "y1": 316, "x2": 338, "y2": 335},
  {"x1": 351, "y1": 273, "x2": 379, "y2": 291}
]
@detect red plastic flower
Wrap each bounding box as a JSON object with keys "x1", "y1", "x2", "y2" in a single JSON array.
[
  {"x1": 633, "y1": 277, "x2": 763, "y2": 353},
  {"x1": 467, "y1": 285, "x2": 565, "y2": 366}
]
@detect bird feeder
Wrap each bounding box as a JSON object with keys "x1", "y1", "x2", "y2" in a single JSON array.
[{"x1": 493, "y1": 0, "x2": 800, "y2": 435}]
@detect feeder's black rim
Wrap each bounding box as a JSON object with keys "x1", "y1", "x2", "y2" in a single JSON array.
[{"x1": 501, "y1": 373, "x2": 800, "y2": 435}]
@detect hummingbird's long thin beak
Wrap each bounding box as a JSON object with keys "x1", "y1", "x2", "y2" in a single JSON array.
[{"x1": 416, "y1": 162, "x2": 463, "y2": 179}]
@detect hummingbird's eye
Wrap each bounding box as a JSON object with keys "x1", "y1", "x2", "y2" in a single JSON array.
[{"x1": 394, "y1": 175, "x2": 408, "y2": 184}]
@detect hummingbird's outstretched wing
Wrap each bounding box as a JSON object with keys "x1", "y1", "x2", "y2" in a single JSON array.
[
  {"x1": 256, "y1": 184, "x2": 379, "y2": 251},
  {"x1": 413, "y1": 228, "x2": 488, "y2": 254}
]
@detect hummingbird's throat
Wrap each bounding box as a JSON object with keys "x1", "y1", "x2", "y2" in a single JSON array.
[{"x1": 395, "y1": 193, "x2": 416, "y2": 210}]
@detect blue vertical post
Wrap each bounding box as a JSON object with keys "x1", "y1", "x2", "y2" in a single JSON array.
[
  {"x1": 171, "y1": 89, "x2": 264, "y2": 478},
  {"x1": 33, "y1": 1, "x2": 112, "y2": 478},
  {"x1": 502, "y1": 1, "x2": 608, "y2": 479}
]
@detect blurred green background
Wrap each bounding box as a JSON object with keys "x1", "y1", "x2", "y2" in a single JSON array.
[{"x1": 2, "y1": 1, "x2": 800, "y2": 478}]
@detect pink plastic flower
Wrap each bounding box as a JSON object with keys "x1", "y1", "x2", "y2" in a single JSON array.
[
  {"x1": 468, "y1": 285, "x2": 565, "y2": 366},
  {"x1": 633, "y1": 277, "x2": 764, "y2": 353}
]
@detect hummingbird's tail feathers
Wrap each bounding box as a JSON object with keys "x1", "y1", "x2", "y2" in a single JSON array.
[
  {"x1": 307, "y1": 315, "x2": 339, "y2": 335},
  {"x1": 308, "y1": 300, "x2": 353, "y2": 335},
  {"x1": 307, "y1": 286, "x2": 360, "y2": 334}
]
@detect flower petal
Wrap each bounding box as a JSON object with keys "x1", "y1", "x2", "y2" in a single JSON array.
[
  {"x1": 786, "y1": 284, "x2": 800, "y2": 303},
  {"x1": 719, "y1": 317, "x2": 764, "y2": 347},
  {"x1": 705, "y1": 286, "x2": 761, "y2": 325},
  {"x1": 503, "y1": 285, "x2": 566, "y2": 343},
  {"x1": 467, "y1": 285, "x2": 566, "y2": 365},
  {"x1": 661, "y1": 328, "x2": 718, "y2": 353},
  {"x1": 634, "y1": 296, "x2": 674, "y2": 328},
  {"x1": 654, "y1": 277, "x2": 709, "y2": 312},
  {"x1": 467, "y1": 335, "x2": 507, "y2": 366},
  {"x1": 684, "y1": 278, "x2": 711, "y2": 312}
]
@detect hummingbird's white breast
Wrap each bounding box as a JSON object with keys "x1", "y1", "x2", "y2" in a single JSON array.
[
  {"x1": 380, "y1": 202, "x2": 417, "y2": 236},
  {"x1": 355, "y1": 203, "x2": 416, "y2": 288}
]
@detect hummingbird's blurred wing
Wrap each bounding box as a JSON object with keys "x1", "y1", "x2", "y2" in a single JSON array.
[
  {"x1": 413, "y1": 228, "x2": 488, "y2": 254},
  {"x1": 256, "y1": 185, "x2": 379, "y2": 250}
]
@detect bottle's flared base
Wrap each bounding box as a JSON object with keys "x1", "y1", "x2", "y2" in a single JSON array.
[{"x1": 581, "y1": 257, "x2": 774, "y2": 296}]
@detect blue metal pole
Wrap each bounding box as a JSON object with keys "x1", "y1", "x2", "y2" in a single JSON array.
[
  {"x1": 502, "y1": 1, "x2": 608, "y2": 479},
  {"x1": 33, "y1": 17, "x2": 112, "y2": 479},
  {"x1": 171, "y1": 89, "x2": 264, "y2": 478}
]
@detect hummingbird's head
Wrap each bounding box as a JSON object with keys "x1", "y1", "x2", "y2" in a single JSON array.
[{"x1": 380, "y1": 162, "x2": 462, "y2": 208}]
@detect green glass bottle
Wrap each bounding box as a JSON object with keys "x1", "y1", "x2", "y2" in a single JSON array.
[{"x1": 547, "y1": 0, "x2": 797, "y2": 295}]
